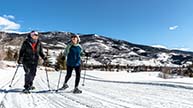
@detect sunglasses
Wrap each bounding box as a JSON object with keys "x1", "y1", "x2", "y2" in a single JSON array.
[
  {"x1": 71, "y1": 36, "x2": 77, "y2": 38},
  {"x1": 32, "y1": 35, "x2": 38, "y2": 37}
]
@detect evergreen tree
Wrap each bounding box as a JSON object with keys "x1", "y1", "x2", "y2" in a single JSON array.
[
  {"x1": 4, "y1": 47, "x2": 14, "y2": 61},
  {"x1": 56, "y1": 52, "x2": 66, "y2": 70},
  {"x1": 13, "y1": 51, "x2": 18, "y2": 61}
]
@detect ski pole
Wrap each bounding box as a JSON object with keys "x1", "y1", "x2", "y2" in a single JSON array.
[
  {"x1": 82, "y1": 56, "x2": 88, "y2": 86},
  {"x1": 45, "y1": 66, "x2": 51, "y2": 91},
  {"x1": 56, "y1": 70, "x2": 62, "y2": 92},
  {"x1": 9, "y1": 64, "x2": 20, "y2": 87}
]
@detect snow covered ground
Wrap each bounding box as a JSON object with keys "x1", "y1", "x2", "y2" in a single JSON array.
[{"x1": 1, "y1": 63, "x2": 193, "y2": 108}]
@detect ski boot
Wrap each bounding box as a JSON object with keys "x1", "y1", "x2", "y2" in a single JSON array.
[
  {"x1": 73, "y1": 87, "x2": 82, "y2": 94},
  {"x1": 22, "y1": 89, "x2": 30, "y2": 94},
  {"x1": 58, "y1": 83, "x2": 69, "y2": 90},
  {"x1": 29, "y1": 86, "x2": 35, "y2": 90}
]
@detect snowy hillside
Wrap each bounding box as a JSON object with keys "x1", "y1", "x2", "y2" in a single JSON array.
[
  {"x1": 1, "y1": 32, "x2": 193, "y2": 67},
  {"x1": 0, "y1": 62, "x2": 193, "y2": 108}
]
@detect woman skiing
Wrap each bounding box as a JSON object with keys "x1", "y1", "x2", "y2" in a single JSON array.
[{"x1": 59, "y1": 33, "x2": 84, "y2": 93}]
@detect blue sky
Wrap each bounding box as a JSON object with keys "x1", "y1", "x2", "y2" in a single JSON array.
[{"x1": 0, "y1": 0, "x2": 193, "y2": 51}]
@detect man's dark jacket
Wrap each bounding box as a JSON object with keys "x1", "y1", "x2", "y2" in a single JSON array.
[{"x1": 18, "y1": 36, "x2": 45, "y2": 65}]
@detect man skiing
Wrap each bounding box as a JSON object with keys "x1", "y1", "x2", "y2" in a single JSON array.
[
  {"x1": 18, "y1": 31, "x2": 47, "y2": 93},
  {"x1": 58, "y1": 33, "x2": 84, "y2": 93}
]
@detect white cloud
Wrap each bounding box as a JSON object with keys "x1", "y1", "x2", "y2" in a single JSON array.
[
  {"x1": 152, "y1": 44, "x2": 193, "y2": 52},
  {"x1": 3, "y1": 15, "x2": 15, "y2": 19},
  {"x1": 173, "y1": 48, "x2": 193, "y2": 52},
  {"x1": 0, "y1": 16, "x2": 20, "y2": 32},
  {"x1": 169, "y1": 25, "x2": 178, "y2": 30},
  {"x1": 152, "y1": 45, "x2": 168, "y2": 49}
]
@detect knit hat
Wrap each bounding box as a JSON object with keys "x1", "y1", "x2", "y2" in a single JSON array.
[
  {"x1": 71, "y1": 33, "x2": 80, "y2": 43},
  {"x1": 30, "y1": 31, "x2": 38, "y2": 37}
]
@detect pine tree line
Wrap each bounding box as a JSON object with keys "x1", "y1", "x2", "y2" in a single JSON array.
[{"x1": 2, "y1": 47, "x2": 193, "y2": 77}]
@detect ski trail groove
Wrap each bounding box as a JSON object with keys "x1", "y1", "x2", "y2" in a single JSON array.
[{"x1": 0, "y1": 72, "x2": 23, "y2": 108}]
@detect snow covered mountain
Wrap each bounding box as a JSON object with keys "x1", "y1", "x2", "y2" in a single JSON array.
[{"x1": 0, "y1": 31, "x2": 193, "y2": 67}]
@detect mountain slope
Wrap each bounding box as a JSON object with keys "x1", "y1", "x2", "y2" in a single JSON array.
[{"x1": 0, "y1": 31, "x2": 193, "y2": 67}]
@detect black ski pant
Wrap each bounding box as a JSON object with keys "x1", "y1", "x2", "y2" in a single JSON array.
[
  {"x1": 64, "y1": 65, "x2": 81, "y2": 88},
  {"x1": 23, "y1": 63, "x2": 37, "y2": 89}
]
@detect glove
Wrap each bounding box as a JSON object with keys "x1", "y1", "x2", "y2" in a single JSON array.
[
  {"x1": 17, "y1": 60, "x2": 22, "y2": 64},
  {"x1": 17, "y1": 58, "x2": 23, "y2": 64},
  {"x1": 61, "y1": 56, "x2": 65, "y2": 60},
  {"x1": 85, "y1": 53, "x2": 88, "y2": 57},
  {"x1": 55, "y1": 65, "x2": 60, "y2": 71},
  {"x1": 85, "y1": 52, "x2": 90, "y2": 57},
  {"x1": 42, "y1": 56, "x2": 48, "y2": 66},
  {"x1": 43, "y1": 57, "x2": 48, "y2": 61},
  {"x1": 43, "y1": 61, "x2": 49, "y2": 66}
]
